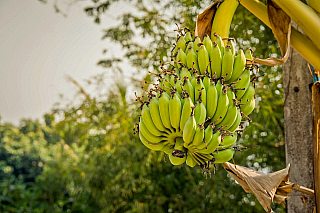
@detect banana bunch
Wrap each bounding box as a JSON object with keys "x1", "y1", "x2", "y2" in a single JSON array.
[{"x1": 135, "y1": 28, "x2": 259, "y2": 172}]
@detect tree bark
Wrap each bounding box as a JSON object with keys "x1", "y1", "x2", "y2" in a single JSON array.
[{"x1": 283, "y1": 24, "x2": 315, "y2": 212}]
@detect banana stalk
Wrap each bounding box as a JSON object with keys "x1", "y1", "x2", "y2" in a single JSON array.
[
  {"x1": 240, "y1": 0, "x2": 320, "y2": 71},
  {"x1": 272, "y1": 0, "x2": 320, "y2": 51},
  {"x1": 211, "y1": 0, "x2": 239, "y2": 42}
]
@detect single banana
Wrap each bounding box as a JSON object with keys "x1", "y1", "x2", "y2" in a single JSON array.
[
  {"x1": 194, "y1": 101, "x2": 206, "y2": 125},
  {"x1": 183, "y1": 112, "x2": 197, "y2": 144},
  {"x1": 182, "y1": 78, "x2": 195, "y2": 104},
  {"x1": 180, "y1": 96, "x2": 194, "y2": 132},
  {"x1": 186, "y1": 153, "x2": 197, "y2": 167},
  {"x1": 212, "y1": 85, "x2": 229, "y2": 124},
  {"x1": 172, "y1": 137, "x2": 186, "y2": 157},
  {"x1": 176, "y1": 36, "x2": 186, "y2": 52},
  {"x1": 239, "y1": 83, "x2": 255, "y2": 106},
  {"x1": 210, "y1": 42, "x2": 222, "y2": 78},
  {"x1": 190, "y1": 124, "x2": 205, "y2": 146},
  {"x1": 221, "y1": 45, "x2": 234, "y2": 81},
  {"x1": 212, "y1": 148, "x2": 235, "y2": 164},
  {"x1": 203, "y1": 35, "x2": 213, "y2": 55},
  {"x1": 204, "y1": 123, "x2": 214, "y2": 145},
  {"x1": 206, "y1": 79, "x2": 218, "y2": 119},
  {"x1": 234, "y1": 69, "x2": 250, "y2": 100},
  {"x1": 193, "y1": 37, "x2": 201, "y2": 52},
  {"x1": 197, "y1": 132, "x2": 221, "y2": 154},
  {"x1": 176, "y1": 48, "x2": 187, "y2": 68},
  {"x1": 228, "y1": 109, "x2": 241, "y2": 132},
  {"x1": 197, "y1": 130, "x2": 220, "y2": 150},
  {"x1": 214, "y1": 34, "x2": 225, "y2": 56},
  {"x1": 184, "y1": 31, "x2": 193, "y2": 42},
  {"x1": 197, "y1": 44, "x2": 210, "y2": 75},
  {"x1": 141, "y1": 104, "x2": 166, "y2": 136},
  {"x1": 169, "y1": 92, "x2": 182, "y2": 131},
  {"x1": 169, "y1": 155, "x2": 186, "y2": 165},
  {"x1": 159, "y1": 92, "x2": 173, "y2": 131},
  {"x1": 215, "y1": 103, "x2": 238, "y2": 130},
  {"x1": 203, "y1": 75, "x2": 210, "y2": 91},
  {"x1": 186, "y1": 48, "x2": 200, "y2": 71},
  {"x1": 245, "y1": 49, "x2": 253, "y2": 68},
  {"x1": 218, "y1": 132, "x2": 237, "y2": 150},
  {"x1": 180, "y1": 67, "x2": 191, "y2": 80},
  {"x1": 139, "y1": 130, "x2": 167, "y2": 151},
  {"x1": 226, "y1": 87, "x2": 236, "y2": 107},
  {"x1": 228, "y1": 49, "x2": 246, "y2": 83},
  {"x1": 227, "y1": 39, "x2": 235, "y2": 57},
  {"x1": 161, "y1": 143, "x2": 175, "y2": 155},
  {"x1": 139, "y1": 118, "x2": 166, "y2": 143},
  {"x1": 241, "y1": 96, "x2": 255, "y2": 116},
  {"x1": 194, "y1": 77, "x2": 207, "y2": 107},
  {"x1": 149, "y1": 97, "x2": 171, "y2": 133}
]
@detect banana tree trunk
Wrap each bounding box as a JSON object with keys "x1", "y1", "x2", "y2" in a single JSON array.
[{"x1": 283, "y1": 23, "x2": 316, "y2": 212}]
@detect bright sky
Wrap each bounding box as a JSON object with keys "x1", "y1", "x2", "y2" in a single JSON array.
[{"x1": 0, "y1": 0, "x2": 132, "y2": 125}]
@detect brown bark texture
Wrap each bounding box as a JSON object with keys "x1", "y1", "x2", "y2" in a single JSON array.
[
  {"x1": 312, "y1": 82, "x2": 320, "y2": 213},
  {"x1": 283, "y1": 23, "x2": 315, "y2": 212}
]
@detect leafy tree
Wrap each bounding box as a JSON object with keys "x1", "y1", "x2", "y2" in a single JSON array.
[{"x1": 0, "y1": 0, "x2": 286, "y2": 212}]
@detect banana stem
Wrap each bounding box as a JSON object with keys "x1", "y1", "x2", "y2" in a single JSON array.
[
  {"x1": 240, "y1": 0, "x2": 320, "y2": 71},
  {"x1": 211, "y1": 0, "x2": 239, "y2": 42},
  {"x1": 272, "y1": 0, "x2": 320, "y2": 51}
]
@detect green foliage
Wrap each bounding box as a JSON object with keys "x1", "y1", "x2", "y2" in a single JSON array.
[{"x1": 2, "y1": 0, "x2": 286, "y2": 212}]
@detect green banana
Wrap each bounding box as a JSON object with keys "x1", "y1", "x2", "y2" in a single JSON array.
[
  {"x1": 239, "y1": 83, "x2": 255, "y2": 106},
  {"x1": 204, "y1": 123, "x2": 213, "y2": 145},
  {"x1": 221, "y1": 45, "x2": 234, "y2": 81},
  {"x1": 169, "y1": 155, "x2": 186, "y2": 165},
  {"x1": 226, "y1": 87, "x2": 236, "y2": 107},
  {"x1": 176, "y1": 36, "x2": 186, "y2": 52},
  {"x1": 141, "y1": 104, "x2": 166, "y2": 136},
  {"x1": 203, "y1": 35, "x2": 213, "y2": 55},
  {"x1": 172, "y1": 137, "x2": 186, "y2": 157},
  {"x1": 194, "y1": 78, "x2": 206, "y2": 107},
  {"x1": 197, "y1": 45, "x2": 210, "y2": 75},
  {"x1": 149, "y1": 97, "x2": 170, "y2": 133},
  {"x1": 185, "y1": 42, "x2": 194, "y2": 55},
  {"x1": 159, "y1": 92, "x2": 173, "y2": 130},
  {"x1": 218, "y1": 132, "x2": 237, "y2": 150},
  {"x1": 234, "y1": 69, "x2": 250, "y2": 100},
  {"x1": 180, "y1": 96, "x2": 194, "y2": 132},
  {"x1": 241, "y1": 96, "x2": 255, "y2": 116},
  {"x1": 176, "y1": 48, "x2": 187, "y2": 68},
  {"x1": 203, "y1": 75, "x2": 210, "y2": 91},
  {"x1": 212, "y1": 85, "x2": 229, "y2": 124},
  {"x1": 186, "y1": 48, "x2": 200, "y2": 71},
  {"x1": 215, "y1": 102, "x2": 238, "y2": 130},
  {"x1": 228, "y1": 49, "x2": 246, "y2": 83},
  {"x1": 228, "y1": 109, "x2": 241, "y2": 132},
  {"x1": 197, "y1": 130, "x2": 220, "y2": 150},
  {"x1": 245, "y1": 49, "x2": 253, "y2": 68},
  {"x1": 227, "y1": 39, "x2": 235, "y2": 57},
  {"x1": 139, "y1": 130, "x2": 167, "y2": 151},
  {"x1": 210, "y1": 42, "x2": 222, "y2": 78},
  {"x1": 186, "y1": 153, "x2": 197, "y2": 167},
  {"x1": 184, "y1": 31, "x2": 193, "y2": 42},
  {"x1": 182, "y1": 78, "x2": 195, "y2": 104},
  {"x1": 191, "y1": 152, "x2": 206, "y2": 165},
  {"x1": 180, "y1": 67, "x2": 191, "y2": 80},
  {"x1": 169, "y1": 92, "x2": 182, "y2": 131},
  {"x1": 213, "y1": 148, "x2": 235, "y2": 164},
  {"x1": 194, "y1": 101, "x2": 206, "y2": 125},
  {"x1": 139, "y1": 118, "x2": 166, "y2": 143},
  {"x1": 161, "y1": 143, "x2": 175, "y2": 155},
  {"x1": 214, "y1": 34, "x2": 225, "y2": 56},
  {"x1": 193, "y1": 37, "x2": 201, "y2": 52},
  {"x1": 206, "y1": 79, "x2": 218, "y2": 119},
  {"x1": 190, "y1": 124, "x2": 204, "y2": 146},
  {"x1": 197, "y1": 132, "x2": 221, "y2": 154},
  {"x1": 183, "y1": 113, "x2": 197, "y2": 144}
]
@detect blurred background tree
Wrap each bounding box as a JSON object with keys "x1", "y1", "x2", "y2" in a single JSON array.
[{"x1": 0, "y1": 0, "x2": 285, "y2": 212}]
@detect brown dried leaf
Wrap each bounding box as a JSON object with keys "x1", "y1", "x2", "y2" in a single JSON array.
[
  {"x1": 223, "y1": 162, "x2": 291, "y2": 213},
  {"x1": 253, "y1": 0, "x2": 291, "y2": 66},
  {"x1": 195, "y1": 1, "x2": 223, "y2": 40}
]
